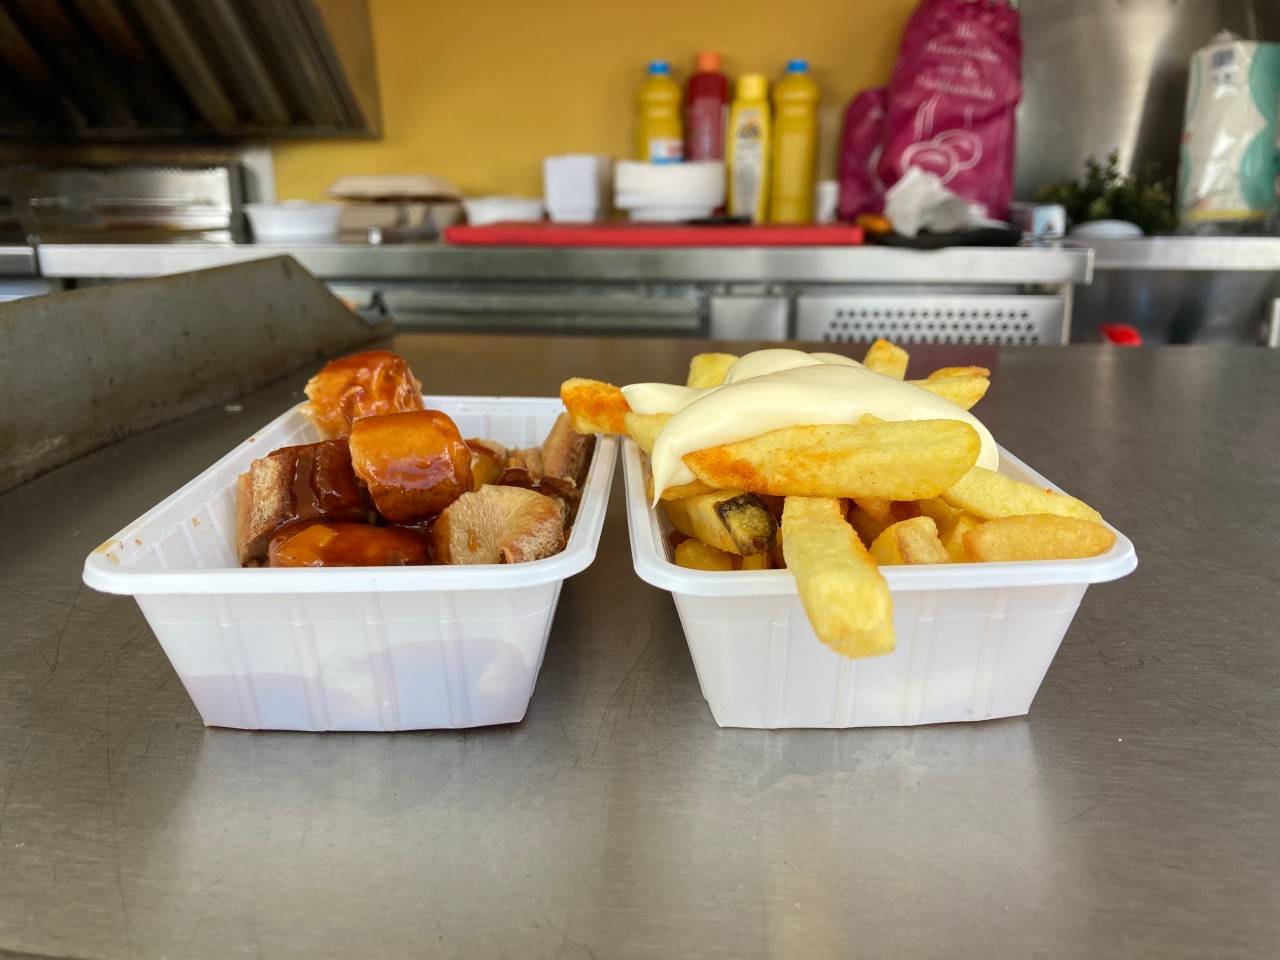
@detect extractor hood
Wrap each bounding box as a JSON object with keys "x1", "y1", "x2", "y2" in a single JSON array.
[{"x1": 0, "y1": 0, "x2": 380, "y2": 140}]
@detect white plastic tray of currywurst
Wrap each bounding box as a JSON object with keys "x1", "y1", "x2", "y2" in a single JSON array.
[
  {"x1": 82, "y1": 397, "x2": 617, "y2": 732},
  {"x1": 623, "y1": 440, "x2": 1136, "y2": 729}
]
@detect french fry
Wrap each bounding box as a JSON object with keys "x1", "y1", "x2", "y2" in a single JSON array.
[
  {"x1": 647, "y1": 475, "x2": 716, "y2": 501},
  {"x1": 683, "y1": 420, "x2": 980, "y2": 500},
  {"x1": 740, "y1": 552, "x2": 772, "y2": 571},
  {"x1": 938, "y1": 512, "x2": 983, "y2": 563},
  {"x1": 910, "y1": 373, "x2": 990, "y2": 410},
  {"x1": 674, "y1": 539, "x2": 736, "y2": 571},
  {"x1": 623, "y1": 411, "x2": 671, "y2": 456},
  {"x1": 661, "y1": 490, "x2": 778, "y2": 556},
  {"x1": 847, "y1": 502, "x2": 894, "y2": 547},
  {"x1": 942, "y1": 466, "x2": 1104, "y2": 524},
  {"x1": 915, "y1": 496, "x2": 961, "y2": 525},
  {"x1": 853, "y1": 496, "x2": 892, "y2": 522},
  {"x1": 782, "y1": 497, "x2": 894, "y2": 658},
  {"x1": 862, "y1": 338, "x2": 910, "y2": 379},
  {"x1": 963, "y1": 514, "x2": 1116, "y2": 562},
  {"x1": 560, "y1": 378, "x2": 630, "y2": 435},
  {"x1": 869, "y1": 516, "x2": 951, "y2": 566},
  {"x1": 686, "y1": 352, "x2": 739, "y2": 388},
  {"x1": 928, "y1": 365, "x2": 990, "y2": 380}
]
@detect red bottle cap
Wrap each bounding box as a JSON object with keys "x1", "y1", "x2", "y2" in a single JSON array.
[{"x1": 695, "y1": 51, "x2": 721, "y2": 72}]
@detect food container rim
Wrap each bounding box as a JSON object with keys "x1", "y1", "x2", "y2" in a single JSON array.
[
  {"x1": 82, "y1": 395, "x2": 616, "y2": 596},
  {"x1": 622, "y1": 438, "x2": 1137, "y2": 596}
]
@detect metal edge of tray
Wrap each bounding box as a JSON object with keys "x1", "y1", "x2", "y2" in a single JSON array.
[
  {"x1": 1076, "y1": 236, "x2": 1280, "y2": 272},
  {"x1": 35, "y1": 242, "x2": 1095, "y2": 285}
]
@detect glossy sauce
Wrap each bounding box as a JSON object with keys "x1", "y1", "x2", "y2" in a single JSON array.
[
  {"x1": 303, "y1": 350, "x2": 425, "y2": 438},
  {"x1": 623, "y1": 349, "x2": 999, "y2": 499},
  {"x1": 348, "y1": 410, "x2": 474, "y2": 522},
  {"x1": 269, "y1": 521, "x2": 433, "y2": 567},
  {"x1": 285, "y1": 438, "x2": 368, "y2": 520}
]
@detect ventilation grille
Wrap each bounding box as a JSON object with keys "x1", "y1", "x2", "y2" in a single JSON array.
[{"x1": 796, "y1": 296, "x2": 1067, "y2": 346}]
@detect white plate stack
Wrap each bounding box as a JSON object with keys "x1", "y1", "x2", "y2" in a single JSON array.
[{"x1": 614, "y1": 161, "x2": 726, "y2": 222}]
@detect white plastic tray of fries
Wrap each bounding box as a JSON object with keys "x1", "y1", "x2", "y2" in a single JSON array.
[{"x1": 565, "y1": 342, "x2": 1137, "y2": 729}]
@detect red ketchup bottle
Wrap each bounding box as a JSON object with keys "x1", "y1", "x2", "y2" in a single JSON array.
[{"x1": 684, "y1": 50, "x2": 729, "y2": 162}]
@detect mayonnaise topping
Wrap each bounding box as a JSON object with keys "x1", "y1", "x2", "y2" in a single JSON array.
[{"x1": 622, "y1": 349, "x2": 998, "y2": 500}]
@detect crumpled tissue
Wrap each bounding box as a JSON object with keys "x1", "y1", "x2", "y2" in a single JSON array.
[{"x1": 884, "y1": 167, "x2": 1003, "y2": 237}]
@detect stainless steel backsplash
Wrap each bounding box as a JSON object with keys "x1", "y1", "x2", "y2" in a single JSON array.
[{"x1": 1015, "y1": 0, "x2": 1278, "y2": 199}]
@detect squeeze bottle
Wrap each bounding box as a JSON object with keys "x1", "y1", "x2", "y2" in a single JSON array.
[
  {"x1": 727, "y1": 74, "x2": 772, "y2": 223},
  {"x1": 637, "y1": 60, "x2": 684, "y2": 164},
  {"x1": 769, "y1": 59, "x2": 820, "y2": 223},
  {"x1": 684, "y1": 50, "x2": 729, "y2": 162}
]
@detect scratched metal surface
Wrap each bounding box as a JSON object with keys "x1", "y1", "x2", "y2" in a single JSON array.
[{"x1": 1, "y1": 336, "x2": 1277, "y2": 960}]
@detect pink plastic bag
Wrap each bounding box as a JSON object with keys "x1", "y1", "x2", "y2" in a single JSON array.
[
  {"x1": 876, "y1": 0, "x2": 1023, "y2": 221},
  {"x1": 837, "y1": 87, "x2": 888, "y2": 221}
]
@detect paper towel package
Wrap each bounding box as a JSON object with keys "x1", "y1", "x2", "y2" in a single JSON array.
[{"x1": 1178, "y1": 32, "x2": 1280, "y2": 228}]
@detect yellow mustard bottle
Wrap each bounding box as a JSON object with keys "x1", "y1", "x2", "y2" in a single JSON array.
[
  {"x1": 727, "y1": 73, "x2": 771, "y2": 223},
  {"x1": 769, "y1": 59, "x2": 820, "y2": 223},
  {"x1": 636, "y1": 60, "x2": 684, "y2": 163}
]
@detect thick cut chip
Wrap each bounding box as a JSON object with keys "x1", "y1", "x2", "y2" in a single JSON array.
[
  {"x1": 740, "y1": 552, "x2": 772, "y2": 571},
  {"x1": 943, "y1": 466, "x2": 1104, "y2": 524},
  {"x1": 862, "y1": 339, "x2": 909, "y2": 379},
  {"x1": 963, "y1": 514, "x2": 1116, "y2": 562},
  {"x1": 662, "y1": 490, "x2": 777, "y2": 556},
  {"x1": 853, "y1": 496, "x2": 892, "y2": 522},
  {"x1": 869, "y1": 516, "x2": 950, "y2": 566},
  {"x1": 683, "y1": 420, "x2": 981, "y2": 500},
  {"x1": 646, "y1": 475, "x2": 716, "y2": 501},
  {"x1": 938, "y1": 511, "x2": 983, "y2": 563},
  {"x1": 782, "y1": 497, "x2": 894, "y2": 658},
  {"x1": 847, "y1": 502, "x2": 894, "y2": 548},
  {"x1": 624, "y1": 411, "x2": 671, "y2": 456},
  {"x1": 674, "y1": 539, "x2": 736, "y2": 571},
  {"x1": 910, "y1": 374, "x2": 990, "y2": 410},
  {"x1": 560, "y1": 378, "x2": 630, "y2": 435},
  {"x1": 686, "y1": 353, "x2": 739, "y2": 388},
  {"x1": 928, "y1": 365, "x2": 990, "y2": 381}
]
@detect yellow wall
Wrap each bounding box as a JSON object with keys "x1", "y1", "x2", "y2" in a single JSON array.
[{"x1": 272, "y1": 0, "x2": 917, "y2": 200}]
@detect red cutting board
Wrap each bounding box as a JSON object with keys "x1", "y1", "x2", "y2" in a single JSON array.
[{"x1": 444, "y1": 221, "x2": 865, "y2": 247}]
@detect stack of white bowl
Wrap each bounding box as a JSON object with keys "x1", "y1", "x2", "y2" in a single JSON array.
[{"x1": 613, "y1": 161, "x2": 726, "y2": 222}]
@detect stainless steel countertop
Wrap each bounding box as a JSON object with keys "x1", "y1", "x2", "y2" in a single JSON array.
[
  {"x1": 34, "y1": 240, "x2": 1094, "y2": 285},
  {"x1": 1, "y1": 336, "x2": 1277, "y2": 959}
]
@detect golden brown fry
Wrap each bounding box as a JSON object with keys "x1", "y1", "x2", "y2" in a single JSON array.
[
  {"x1": 623, "y1": 411, "x2": 671, "y2": 456},
  {"x1": 862, "y1": 339, "x2": 909, "y2": 379},
  {"x1": 740, "y1": 552, "x2": 772, "y2": 571},
  {"x1": 847, "y1": 502, "x2": 894, "y2": 548},
  {"x1": 915, "y1": 496, "x2": 961, "y2": 525},
  {"x1": 853, "y1": 496, "x2": 892, "y2": 522},
  {"x1": 782, "y1": 497, "x2": 894, "y2": 658},
  {"x1": 683, "y1": 420, "x2": 980, "y2": 500},
  {"x1": 674, "y1": 539, "x2": 737, "y2": 571},
  {"x1": 686, "y1": 352, "x2": 739, "y2": 389},
  {"x1": 661, "y1": 490, "x2": 778, "y2": 556},
  {"x1": 560, "y1": 378, "x2": 631, "y2": 435},
  {"x1": 938, "y1": 512, "x2": 983, "y2": 563},
  {"x1": 963, "y1": 514, "x2": 1116, "y2": 562},
  {"x1": 869, "y1": 516, "x2": 951, "y2": 566},
  {"x1": 928, "y1": 365, "x2": 990, "y2": 380},
  {"x1": 910, "y1": 374, "x2": 990, "y2": 411},
  {"x1": 943, "y1": 466, "x2": 1104, "y2": 524},
  {"x1": 647, "y1": 475, "x2": 716, "y2": 501}
]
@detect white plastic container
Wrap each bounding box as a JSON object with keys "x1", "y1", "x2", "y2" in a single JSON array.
[
  {"x1": 623, "y1": 440, "x2": 1136, "y2": 729},
  {"x1": 614, "y1": 160, "x2": 725, "y2": 222},
  {"x1": 543, "y1": 155, "x2": 612, "y2": 223},
  {"x1": 82, "y1": 397, "x2": 617, "y2": 732},
  {"x1": 244, "y1": 201, "x2": 342, "y2": 242},
  {"x1": 462, "y1": 196, "x2": 545, "y2": 226}
]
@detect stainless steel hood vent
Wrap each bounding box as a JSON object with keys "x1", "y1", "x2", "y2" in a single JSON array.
[{"x1": 0, "y1": 0, "x2": 380, "y2": 140}]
